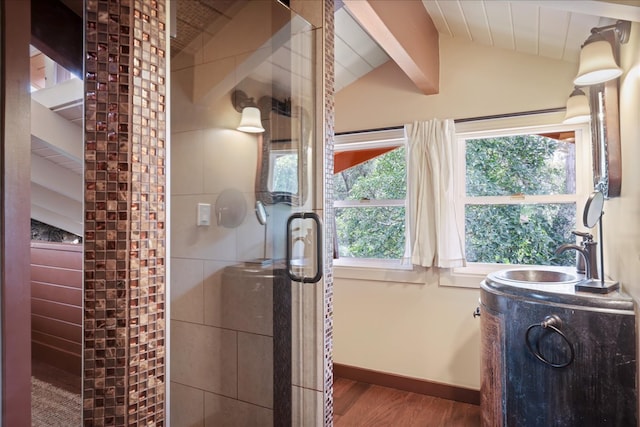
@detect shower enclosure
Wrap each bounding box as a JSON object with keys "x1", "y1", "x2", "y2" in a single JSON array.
[{"x1": 170, "y1": 1, "x2": 327, "y2": 425}]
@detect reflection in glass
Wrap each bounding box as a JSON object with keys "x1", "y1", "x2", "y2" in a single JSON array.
[{"x1": 269, "y1": 151, "x2": 298, "y2": 194}]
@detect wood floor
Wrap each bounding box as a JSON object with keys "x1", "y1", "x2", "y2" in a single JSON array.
[
  {"x1": 30, "y1": 362, "x2": 481, "y2": 426},
  {"x1": 333, "y1": 377, "x2": 481, "y2": 427}
]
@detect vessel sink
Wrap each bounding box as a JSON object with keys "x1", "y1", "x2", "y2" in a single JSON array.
[{"x1": 491, "y1": 268, "x2": 580, "y2": 284}]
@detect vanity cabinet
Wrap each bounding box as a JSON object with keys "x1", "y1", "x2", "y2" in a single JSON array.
[{"x1": 480, "y1": 279, "x2": 637, "y2": 426}]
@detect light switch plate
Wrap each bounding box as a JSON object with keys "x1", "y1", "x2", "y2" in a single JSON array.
[{"x1": 197, "y1": 203, "x2": 211, "y2": 226}]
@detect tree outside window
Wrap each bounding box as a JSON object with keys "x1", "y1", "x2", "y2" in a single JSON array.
[
  {"x1": 463, "y1": 133, "x2": 578, "y2": 266},
  {"x1": 333, "y1": 126, "x2": 585, "y2": 268},
  {"x1": 334, "y1": 145, "x2": 406, "y2": 259}
]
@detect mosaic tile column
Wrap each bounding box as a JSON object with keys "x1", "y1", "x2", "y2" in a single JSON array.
[
  {"x1": 84, "y1": 0, "x2": 167, "y2": 425},
  {"x1": 323, "y1": 0, "x2": 335, "y2": 426}
]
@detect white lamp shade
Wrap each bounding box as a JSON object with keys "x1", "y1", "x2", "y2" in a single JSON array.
[
  {"x1": 574, "y1": 39, "x2": 622, "y2": 86},
  {"x1": 563, "y1": 90, "x2": 590, "y2": 124},
  {"x1": 237, "y1": 107, "x2": 265, "y2": 133}
]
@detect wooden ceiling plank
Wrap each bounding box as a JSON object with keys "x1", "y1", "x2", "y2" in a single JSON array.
[{"x1": 344, "y1": 0, "x2": 440, "y2": 95}]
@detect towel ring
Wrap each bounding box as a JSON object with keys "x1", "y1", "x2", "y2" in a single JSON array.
[{"x1": 525, "y1": 315, "x2": 575, "y2": 368}]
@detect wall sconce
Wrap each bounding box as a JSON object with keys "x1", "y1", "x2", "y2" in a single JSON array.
[
  {"x1": 562, "y1": 88, "x2": 590, "y2": 124},
  {"x1": 574, "y1": 20, "x2": 631, "y2": 86},
  {"x1": 232, "y1": 90, "x2": 265, "y2": 133}
]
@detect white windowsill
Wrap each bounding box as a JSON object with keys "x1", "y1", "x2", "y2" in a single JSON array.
[
  {"x1": 334, "y1": 260, "x2": 563, "y2": 289},
  {"x1": 333, "y1": 258, "x2": 430, "y2": 284}
]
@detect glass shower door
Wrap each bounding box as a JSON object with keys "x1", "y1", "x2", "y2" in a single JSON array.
[{"x1": 170, "y1": 1, "x2": 324, "y2": 425}]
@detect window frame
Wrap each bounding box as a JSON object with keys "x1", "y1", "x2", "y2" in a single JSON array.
[
  {"x1": 452, "y1": 121, "x2": 592, "y2": 278},
  {"x1": 333, "y1": 128, "x2": 410, "y2": 269}
]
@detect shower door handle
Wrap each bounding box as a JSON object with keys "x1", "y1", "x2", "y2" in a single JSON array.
[{"x1": 286, "y1": 212, "x2": 322, "y2": 283}]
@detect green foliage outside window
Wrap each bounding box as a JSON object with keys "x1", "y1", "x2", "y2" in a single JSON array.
[
  {"x1": 334, "y1": 146, "x2": 406, "y2": 201},
  {"x1": 465, "y1": 135, "x2": 576, "y2": 266},
  {"x1": 333, "y1": 134, "x2": 577, "y2": 266},
  {"x1": 466, "y1": 135, "x2": 573, "y2": 196},
  {"x1": 334, "y1": 146, "x2": 406, "y2": 259},
  {"x1": 270, "y1": 153, "x2": 298, "y2": 193},
  {"x1": 465, "y1": 204, "x2": 575, "y2": 265},
  {"x1": 335, "y1": 206, "x2": 405, "y2": 258}
]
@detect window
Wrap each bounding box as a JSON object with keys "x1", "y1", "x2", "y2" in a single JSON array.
[
  {"x1": 332, "y1": 121, "x2": 589, "y2": 275},
  {"x1": 456, "y1": 123, "x2": 590, "y2": 271},
  {"x1": 333, "y1": 129, "x2": 408, "y2": 267}
]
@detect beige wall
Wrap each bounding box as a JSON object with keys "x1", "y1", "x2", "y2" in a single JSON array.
[
  {"x1": 607, "y1": 24, "x2": 640, "y2": 319},
  {"x1": 608, "y1": 21, "x2": 640, "y2": 427},
  {"x1": 335, "y1": 36, "x2": 577, "y2": 132},
  {"x1": 332, "y1": 33, "x2": 638, "y2": 391},
  {"x1": 334, "y1": 271, "x2": 483, "y2": 389}
]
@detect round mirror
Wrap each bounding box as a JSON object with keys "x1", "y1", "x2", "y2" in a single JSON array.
[
  {"x1": 255, "y1": 200, "x2": 267, "y2": 225},
  {"x1": 215, "y1": 189, "x2": 247, "y2": 228},
  {"x1": 583, "y1": 190, "x2": 604, "y2": 228}
]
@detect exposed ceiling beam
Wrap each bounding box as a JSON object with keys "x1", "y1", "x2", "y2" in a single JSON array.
[{"x1": 344, "y1": 0, "x2": 439, "y2": 95}]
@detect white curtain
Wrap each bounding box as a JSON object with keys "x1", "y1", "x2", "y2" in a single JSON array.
[{"x1": 406, "y1": 119, "x2": 466, "y2": 268}]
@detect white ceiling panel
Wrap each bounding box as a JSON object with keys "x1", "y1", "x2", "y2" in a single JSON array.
[
  {"x1": 433, "y1": 0, "x2": 471, "y2": 39},
  {"x1": 510, "y1": 2, "x2": 540, "y2": 55},
  {"x1": 483, "y1": 1, "x2": 515, "y2": 51},
  {"x1": 335, "y1": 8, "x2": 389, "y2": 68},
  {"x1": 459, "y1": 0, "x2": 493, "y2": 46},
  {"x1": 538, "y1": 8, "x2": 571, "y2": 60},
  {"x1": 334, "y1": 62, "x2": 358, "y2": 92},
  {"x1": 421, "y1": 0, "x2": 452, "y2": 37},
  {"x1": 334, "y1": 36, "x2": 375, "y2": 78}
]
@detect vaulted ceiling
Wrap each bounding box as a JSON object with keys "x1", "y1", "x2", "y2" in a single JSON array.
[{"x1": 31, "y1": 0, "x2": 640, "y2": 234}]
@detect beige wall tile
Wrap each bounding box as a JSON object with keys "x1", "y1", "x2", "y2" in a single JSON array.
[
  {"x1": 170, "y1": 382, "x2": 205, "y2": 427},
  {"x1": 171, "y1": 130, "x2": 205, "y2": 195},
  {"x1": 204, "y1": 392, "x2": 273, "y2": 427},
  {"x1": 238, "y1": 332, "x2": 273, "y2": 408},
  {"x1": 172, "y1": 33, "x2": 204, "y2": 72},
  {"x1": 171, "y1": 194, "x2": 237, "y2": 260},
  {"x1": 291, "y1": 281, "x2": 323, "y2": 390},
  {"x1": 171, "y1": 67, "x2": 205, "y2": 133},
  {"x1": 204, "y1": 262, "x2": 273, "y2": 336},
  {"x1": 171, "y1": 320, "x2": 238, "y2": 397},
  {"x1": 292, "y1": 386, "x2": 323, "y2": 427},
  {"x1": 192, "y1": 57, "x2": 238, "y2": 106},
  {"x1": 170, "y1": 258, "x2": 205, "y2": 323},
  {"x1": 202, "y1": 128, "x2": 257, "y2": 195},
  {"x1": 235, "y1": 210, "x2": 268, "y2": 261}
]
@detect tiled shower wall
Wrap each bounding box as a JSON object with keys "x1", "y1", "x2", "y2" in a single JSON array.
[{"x1": 84, "y1": 0, "x2": 167, "y2": 425}]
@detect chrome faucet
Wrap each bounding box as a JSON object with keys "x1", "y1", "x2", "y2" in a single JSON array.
[
  {"x1": 555, "y1": 244, "x2": 594, "y2": 280},
  {"x1": 571, "y1": 231, "x2": 599, "y2": 279}
]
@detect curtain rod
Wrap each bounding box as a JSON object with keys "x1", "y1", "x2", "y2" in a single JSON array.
[{"x1": 335, "y1": 107, "x2": 566, "y2": 135}]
